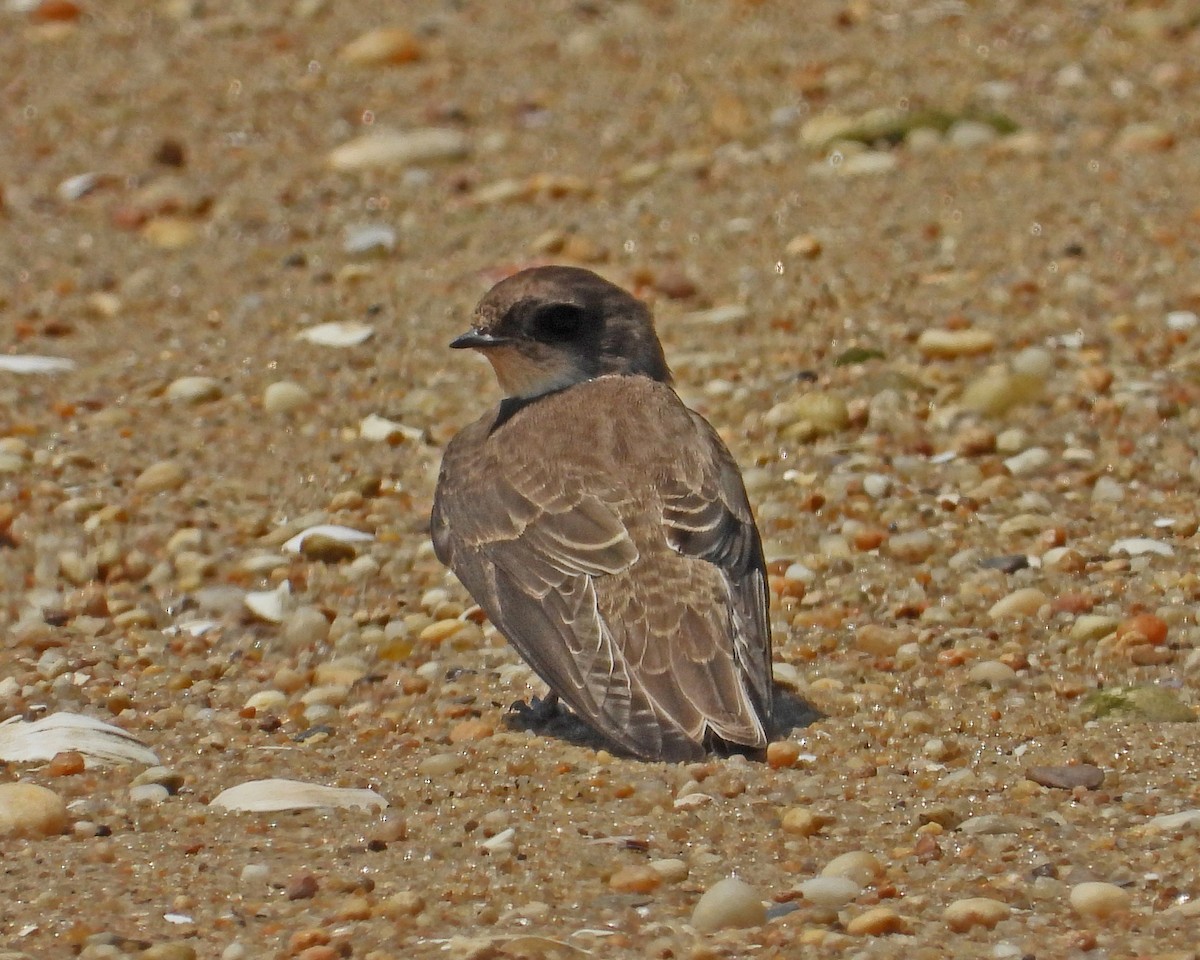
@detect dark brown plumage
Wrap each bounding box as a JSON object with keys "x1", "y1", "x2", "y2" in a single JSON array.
[{"x1": 431, "y1": 266, "x2": 773, "y2": 761}]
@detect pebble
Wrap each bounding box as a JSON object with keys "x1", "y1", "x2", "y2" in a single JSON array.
[
  {"x1": 1112, "y1": 122, "x2": 1174, "y2": 153},
  {"x1": 796, "y1": 875, "x2": 860, "y2": 909},
  {"x1": 327, "y1": 128, "x2": 470, "y2": 172},
  {"x1": 845, "y1": 906, "x2": 906, "y2": 936},
  {"x1": 1069, "y1": 881, "x2": 1130, "y2": 918},
  {"x1": 649, "y1": 858, "x2": 689, "y2": 883},
  {"x1": 295, "y1": 321, "x2": 374, "y2": 347},
  {"x1": 263, "y1": 381, "x2": 312, "y2": 414},
  {"x1": 286, "y1": 872, "x2": 319, "y2": 900},
  {"x1": 765, "y1": 391, "x2": 849, "y2": 437},
  {"x1": 947, "y1": 120, "x2": 997, "y2": 148},
  {"x1": 141, "y1": 945, "x2": 197, "y2": 960},
  {"x1": 1091, "y1": 476, "x2": 1124, "y2": 502},
  {"x1": 1003, "y1": 446, "x2": 1051, "y2": 476},
  {"x1": 343, "y1": 224, "x2": 397, "y2": 256},
  {"x1": 1070, "y1": 615, "x2": 1118, "y2": 642},
  {"x1": 608, "y1": 865, "x2": 663, "y2": 894},
  {"x1": 968, "y1": 660, "x2": 1017, "y2": 687},
  {"x1": 134, "y1": 460, "x2": 187, "y2": 493},
  {"x1": 690, "y1": 877, "x2": 766, "y2": 933},
  {"x1": 765, "y1": 740, "x2": 802, "y2": 769},
  {"x1": 166, "y1": 375, "x2": 222, "y2": 404},
  {"x1": 781, "y1": 806, "x2": 829, "y2": 837},
  {"x1": 283, "y1": 606, "x2": 330, "y2": 648},
  {"x1": 887, "y1": 530, "x2": 935, "y2": 563},
  {"x1": 962, "y1": 371, "x2": 1043, "y2": 416},
  {"x1": 943, "y1": 897, "x2": 1010, "y2": 931},
  {"x1": 988, "y1": 588, "x2": 1046, "y2": 619},
  {"x1": 1166, "y1": 310, "x2": 1199, "y2": 331},
  {"x1": 337, "y1": 27, "x2": 422, "y2": 66},
  {"x1": 0, "y1": 782, "x2": 68, "y2": 837},
  {"x1": 1026, "y1": 764, "x2": 1104, "y2": 790},
  {"x1": 1111, "y1": 537, "x2": 1173, "y2": 558},
  {"x1": 129, "y1": 783, "x2": 170, "y2": 804},
  {"x1": 418, "y1": 753, "x2": 466, "y2": 778},
  {"x1": 820, "y1": 850, "x2": 883, "y2": 886},
  {"x1": 917, "y1": 328, "x2": 996, "y2": 358}
]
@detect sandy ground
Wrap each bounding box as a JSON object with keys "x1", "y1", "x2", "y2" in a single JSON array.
[{"x1": 3, "y1": 1, "x2": 1200, "y2": 957}]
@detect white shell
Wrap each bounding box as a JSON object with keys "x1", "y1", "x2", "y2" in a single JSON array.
[
  {"x1": 57, "y1": 172, "x2": 101, "y2": 201},
  {"x1": 1111, "y1": 537, "x2": 1174, "y2": 558},
  {"x1": 295, "y1": 322, "x2": 374, "y2": 347},
  {"x1": 209, "y1": 777, "x2": 388, "y2": 813},
  {"x1": 244, "y1": 580, "x2": 291, "y2": 623},
  {"x1": 343, "y1": 224, "x2": 397, "y2": 255},
  {"x1": 0, "y1": 712, "x2": 159, "y2": 768},
  {"x1": 0, "y1": 355, "x2": 77, "y2": 374},
  {"x1": 359, "y1": 413, "x2": 423, "y2": 443},
  {"x1": 282, "y1": 524, "x2": 375, "y2": 553},
  {"x1": 327, "y1": 128, "x2": 470, "y2": 172}
]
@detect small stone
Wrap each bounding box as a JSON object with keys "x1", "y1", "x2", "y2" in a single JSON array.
[
  {"x1": 263, "y1": 381, "x2": 312, "y2": 415},
  {"x1": 1070, "y1": 615, "x2": 1118, "y2": 643},
  {"x1": 796, "y1": 876, "x2": 860, "y2": 909},
  {"x1": 765, "y1": 391, "x2": 850, "y2": 437},
  {"x1": 988, "y1": 588, "x2": 1047, "y2": 619},
  {"x1": 781, "y1": 807, "x2": 829, "y2": 837},
  {"x1": 962, "y1": 371, "x2": 1043, "y2": 416},
  {"x1": 141, "y1": 945, "x2": 197, "y2": 960},
  {"x1": 854, "y1": 625, "x2": 903, "y2": 656},
  {"x1": 917, "y1": 328, "x2": 996, "y2": 358},
  {"x1": 649, "y1": 859, "x2": 689, "y2": 883},
  {"x1": 947, "y1": 120, "x2": 998, "y2": 148},
  {"x1": 1115, "y1": 614, "x2": 1168, "y2": 646},
  {"x1": 862, "y1": 473, "x2": 892, "y2": 498},
  {"x1": 1091, "y1": 476, "x2": 1124, "y2": 502},
  {"x1": 1026, "y1": 764, "x2": 1104, "y2": 790},
  {"x1": 968, "y1": 660, "x2": 1017, "y2": 687},
  {"x1": 955, "y1": 425, "x2": 996, "y2": 456},
  {"x1": 1113, "y1": 122, "x2": 1174, "y2": 153},
  {"x1": 845, "y1": 906, "x2": 906, "y2": 936},
  {"x1": 820, "y1": 850, "x2": 883, "y2": 886},
  {"x1": 0, "y1": 782, "x2": 68, "y2": 838},
  {"x1": 166, "y1": 375, "x2": 222, "y2": 404},
  {"x1": 129, "y1": 783, "x2": 170, "y2": 804},
  {"x1": 327, "y1": 128, "x2": 470, "y2": 172},
  {"x1": 286, "y1": 873, "x2": 320, "y2": 900},
  {"x1": 283, "y1": 606, "x2": 330, "y2": 648},
  {"x1": 418, "y1": 753, "x2": 465, "y2": 778},
  {"x1": 1003, "y1": 447, "x2": 1052, "y2": 476},
  {"x1": 131, "y1": 766, "x2": 185, "y2": 793},
  {"x1": 1069, "y1": 881, "x2": 1130, "y2": 918},
  {"x1": 959, "y1": 814, "x2": 1029, "y2": 835},
  {"x1": 143, "y1": 217, "x2": 198, "y2": 249},
  {"x1": 943, "y1": 897, "x2": 1010, "y2": 932},
  {"x1": 338, "y1": 27, "x2": 422, "y2": 66},
  {"x1": 134, "y1": 460, "x2": 187, "y2": 493},
  {"x1": 1166, "y1": 310, "x2": 1199, "y2": 331},
  {"x1": 609, "y1": 865, "x2": 663, "y2": 894},
  {"x1": 448, "y1": 719, "x2": 494, "y2": 743},
  {"x1": 765, "y1": 740, "x2": 801, "y2": 769},
  {"x1": 690, "y1": 877, "x2": 766, "y2": 933},
  {"x1": 786, "y1": 234, "x2": 822, "y2": 258},
  {"x1": 887, "y1": 530, "x2": 935, "y2": 563}
]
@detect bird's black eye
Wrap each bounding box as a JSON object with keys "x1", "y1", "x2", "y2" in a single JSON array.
[{"x1": 530, "y1": 302, "x2": 585, "y2": 341}]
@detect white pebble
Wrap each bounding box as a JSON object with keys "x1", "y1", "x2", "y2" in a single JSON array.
[
  {"x1": 1069, "y1": 881, "x2": 1130, "y2": 918},
  {"x1": 690, "y1": 877, "x2": 766, "y2": 933},
  {"x1": 988, "y1": 588, "x2": 1047, "y2": 619},
  {"x1": 263, "y1": 381, "x2": 312, "y2": 415},
  {"x1": 0, "y1": 782, "x2": 68, "y2": 837},
  {"x1": 1003, "y1": 446, "x2": 1051, "y2": 476},
  {"x1": 166, "y1": 375, "x2": 222, "y2": 404},
  {"x1": 862, "y1": 473, "x2": 892, "y2": 498},
  {"x1": 797, "y1": 875, "x2": 860, "y2": 909},
  {"x1": 944, "y1": 896, "x2": 1011, "y2": 931},
  {"x1": 1166, "y1": 310, "x2": 1199, "y2": 331},
  {"x1": 1091, "y1": 476, "x2": 1125, "y2": 502},
  {"x1": 969, "y1": 660, "x2": 1017, "y2": 686},
  {"x1": 327, "y1": 128, "x2": 470, "y2": 172},
  {"x1": 821, "y1": 850, "x2": 883, "y2": 886}
]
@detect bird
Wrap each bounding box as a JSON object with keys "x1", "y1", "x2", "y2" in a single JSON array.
[{"x1": 431, "y1": 265, "x2": 773, "y2": 761}]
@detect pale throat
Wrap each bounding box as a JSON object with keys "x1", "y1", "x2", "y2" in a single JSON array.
[{"x1": 483, "y1": 346, "x2": 591, "y2": 400}]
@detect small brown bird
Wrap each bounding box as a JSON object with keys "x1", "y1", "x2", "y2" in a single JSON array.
[{"x1": 431, "y1": 266, "x2": 773, "y2": 761}]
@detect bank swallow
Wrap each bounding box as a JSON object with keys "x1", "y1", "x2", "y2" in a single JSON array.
[{"x1": 431, "y1": 265, "x2": 773, "y2": 761}]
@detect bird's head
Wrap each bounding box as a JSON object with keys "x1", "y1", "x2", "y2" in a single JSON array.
[{"x1": 451, "y1": 266, "x2": 672, "y2": 400}]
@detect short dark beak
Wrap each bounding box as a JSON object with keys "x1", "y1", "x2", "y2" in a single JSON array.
[{"x1": 449, "y1": 329, "x2": 510, "y2": 350}]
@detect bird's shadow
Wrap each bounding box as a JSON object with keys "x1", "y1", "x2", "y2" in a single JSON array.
[{"x1": 504, "y1": 685, "x2": 822, "y2": 762}]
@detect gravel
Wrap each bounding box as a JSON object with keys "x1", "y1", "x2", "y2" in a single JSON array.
[{"x1": 2, "y1": 1, "x2": 1199, "y2": 957}]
